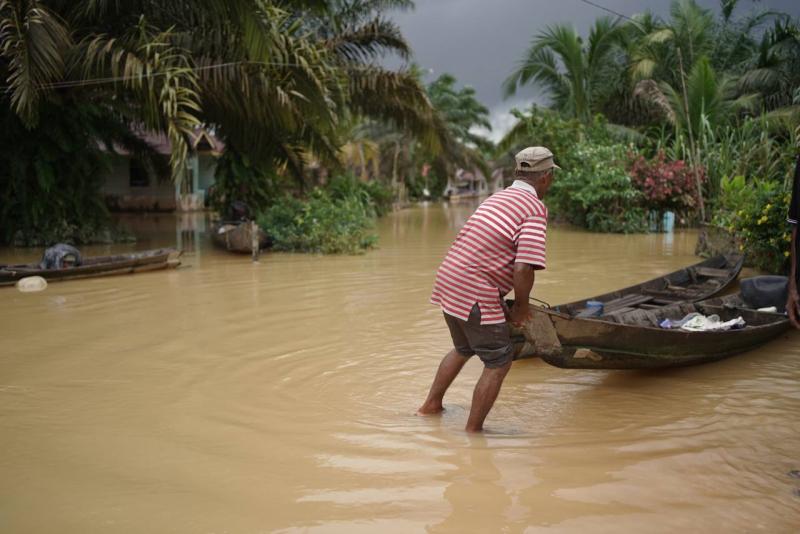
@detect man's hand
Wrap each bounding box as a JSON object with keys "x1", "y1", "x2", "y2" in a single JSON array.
[
  {"x1": 510, "y1": 301, "x2": 532, "y2": 326},
  {"x1": 787, "y1": 285, "x2": 800, "y2": 329}
]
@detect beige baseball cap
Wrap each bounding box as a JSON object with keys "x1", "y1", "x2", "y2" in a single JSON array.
[{"x1": 514, "y1": 146, "x2": 561, "y2": 172}]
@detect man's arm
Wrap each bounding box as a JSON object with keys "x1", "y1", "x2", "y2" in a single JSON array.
[{"x1": 510, "y1": 263, "x2": 535, "y2": 325}]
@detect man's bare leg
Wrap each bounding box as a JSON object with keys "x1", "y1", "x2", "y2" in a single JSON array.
[
  {"x1": 465, "y1": 360, "x2": 512, "y2": 432},
  {"x1": 417, "y1": 349, "x2": 469, "y2": 415}
]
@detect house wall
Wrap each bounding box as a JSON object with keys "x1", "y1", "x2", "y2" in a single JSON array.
[
  {"x1": 175, "y1": 153, "x2": 218, "y2": 211},
  {"x1": 102, "y1": 155, "x2": 177, "y2": 211},
  {"x1": 198, "y1": 155, "x2": 217, "y2": 191},
  {"x1": 102, "y1": 153, "x2": 220, "y2": 212}
]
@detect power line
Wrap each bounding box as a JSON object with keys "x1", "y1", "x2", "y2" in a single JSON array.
[
  {"x1": 575, "y1": 0, "x2": 641, "y2": 25},
  {"x1": 1, "y1": 61, "x2": 267, "y2": 93},
  {"x1": 1, "y1": 59, "x2": 384, "y2": 92},
  {"x1": 29, "y1": 61, "x2": 244, "y2": 91}
]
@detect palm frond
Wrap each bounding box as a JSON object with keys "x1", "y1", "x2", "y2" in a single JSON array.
[
  {"x1": 0, "y1": 0, "x2": 71, "y2": 125},
  {"x1": 630, "y1": 57, "x2": 657, "y2": 81},
  {"x1": 78, "y1": 23, "x2": 201, "y2": 182},
  {"x1": 646, "y1": 28, "x2": 674, "y2": 44},
  {"x1": 634, "y1": 79, "x2": 677, "y2": 125},
  {"x1": 503, "y1": 45, "x2": 566, "y2": 101},
  {"x1": 495, "y1": 113, "x2": 534, "y2": 155},
  {"x1": 347, "y1": 66, "x2": 440, "y2": 152},
  {"x1": 325, "y1": 16, "x2": 410, "y2": 62}
]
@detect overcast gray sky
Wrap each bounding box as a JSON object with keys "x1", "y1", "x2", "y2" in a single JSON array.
[{"x1": 390, "y1": 0, "x2": 800, "y2": 141}]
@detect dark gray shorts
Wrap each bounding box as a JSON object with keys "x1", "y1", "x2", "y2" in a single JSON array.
[{"x1": 443, "y1": 304, "x2": 514, "y2": 369}]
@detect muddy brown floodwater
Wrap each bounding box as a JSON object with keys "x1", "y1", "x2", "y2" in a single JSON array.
[{"x1": 1, "y1": 204, "x2": 799, "y2": 533}]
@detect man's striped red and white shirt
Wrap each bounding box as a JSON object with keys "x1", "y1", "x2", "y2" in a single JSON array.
[{"x1": 430, "y1": 180, "x2": 547, "y2": 325}]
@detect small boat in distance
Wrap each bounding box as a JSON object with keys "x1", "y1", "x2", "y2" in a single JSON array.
[
  {"x1": 0, "y1": 248, "x2": 181, "y2": 286},
  {"x1": 210, "y1": 221, "x2": 269, "y2": 254}
]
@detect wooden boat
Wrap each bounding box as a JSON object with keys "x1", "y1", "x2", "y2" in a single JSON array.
[
  {"x1": 510, "y1": 254, "x2": 751, "y2": 367},
  {"x1": 513, "y1": 292, "x2": 789, "y2": 369},
  {"x1": 0, "y1": 248, "x2": 182, "y2": 286},
  {"x1": 211, "y1": 221, "x2": 269, "y2": 253}
]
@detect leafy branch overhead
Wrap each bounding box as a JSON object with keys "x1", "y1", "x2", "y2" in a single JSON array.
[
  {"x1": 0, "y1": 0, "x2": 447, "y2": 185},
  {"x1": 0, "y1": 0, "x2": 454, "y2": 244}
]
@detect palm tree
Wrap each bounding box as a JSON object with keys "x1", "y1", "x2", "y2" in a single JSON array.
[
  {"x1": 0, "y1": 0, "x2": 445, "y2": 240},
  {"x1": 739, "y1": 17, "x2": 800, "y2": 114},
  {"x1": 338, "y1": 119, "x2": 383, "y2": 181},
  {"x1": 306, "y1": 0, "x2": 443, "y2": 152},
  {"x1": 1, "y1": 0, "x2": 442, "y2": 183},
  {"x1": 503, "y1": 16, "x2": 626, "y2": 123},
  {"x1": 427, "y1": 74, "x2": 491, "y2": 150},
  {"x1": 628, "y1": 0, "x2": 716, "y2": 90},
  {"x1": 1, "y1": 0, "x2": 342, "y2": 180},
  {"x1": 711, "y1": 0, "x2": 777, "y2": 73},
  {"x1": 635, "y1": 57, "x2": 755, "y2": 142},
  {"x1": 424, "y1": 73, "x2": 492, "y2": 193}
]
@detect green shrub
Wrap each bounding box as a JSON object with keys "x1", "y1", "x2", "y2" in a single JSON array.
[
  {"x1": 0, "y1": 101, "x2": 133, "y2": 246},
  {"x1": 326, "y1": 174, "x2": 392, "y2": 216},
  {"x1": 211, "y1": 150, "x2": 289, "y2": 217},
  {"x1": 698, "y1": 119, "x2": 794, "y2": 200},
  {"x1": 549, "y1": 143, "x2": 648, "y2": 233},
  {"x1": 499, "y1": 106, "x2": 614, "y2": 159},
  {"x1": 712, "y1": 175, "x2": 791, "y2": 274},
  {"x1": 257, "y1": 187, "x2": 378, "y2": 254}
]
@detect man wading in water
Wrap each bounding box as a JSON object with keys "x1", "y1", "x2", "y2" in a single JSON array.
[{"x1": 418, "y1": 146, "x2": 558, "y2": 432}]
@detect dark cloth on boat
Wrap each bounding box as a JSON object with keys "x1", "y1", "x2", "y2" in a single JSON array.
[
  {"x1": 788, "y1": 155, "x2": 800, "y2": 288},
  {"x1": 443, "y1": 304, "x2": 514, "y2": 369},
  {"x1": 39, "y1": 244, "x2": 82, "y2": 270}
]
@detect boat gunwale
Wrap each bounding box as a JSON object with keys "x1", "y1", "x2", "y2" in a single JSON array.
[
  {"x1": 0, "y1": 248, "x2": 181, "y2": 285},
  {"x1": 556, "y1": 253, "x2": 744, "y2": 313},
  {"x1": 0, "y1": 248, "x2": 177, "y2": 271}
]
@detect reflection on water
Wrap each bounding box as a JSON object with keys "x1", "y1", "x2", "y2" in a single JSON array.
[
  {"x1": 116, "y1": 212, "x2": 209, "y2": 254},
  {"x1": 0, "y1": 203, "x2": 798, "y2": 533}
]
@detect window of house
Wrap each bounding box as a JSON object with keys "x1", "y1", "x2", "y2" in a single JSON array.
[{"x1": 129, "y1": 159, "x2": 149, "y2": 187}]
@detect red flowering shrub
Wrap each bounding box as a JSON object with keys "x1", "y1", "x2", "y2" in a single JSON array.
[{"x1": 629, "y1": 151, "x2": 704, "y2": 216}]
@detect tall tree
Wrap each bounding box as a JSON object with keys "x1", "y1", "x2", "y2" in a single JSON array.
[
  {"x1": 0, "y1": 0, "x2": 443, "y2": 242},
  {"x1": 629, "y1": 0, "x2": 715, "y2": 89},
  {"x1": 424, "y1": 73, "x2": 492, "y2": 192},
  {"x1": 739, "y1": 17, "x2": 800, "y2": 113},
  {"x1": 503, "y1": 16, "x2": 626, "y2": 123},
  {"x1": 306, "y1": 0, "x2": 443, "y2": 155}
]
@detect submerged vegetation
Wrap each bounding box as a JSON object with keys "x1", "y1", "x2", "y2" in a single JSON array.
[
  {"x1": 712, "y1": 174, "x2": 791, "y2": 274},
  {"x1": 552, "y1": 143, "x2": 649, "y2": 234},
  {"x1": 258, "y1": 176, "x2": 389, "y2": 254}
]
